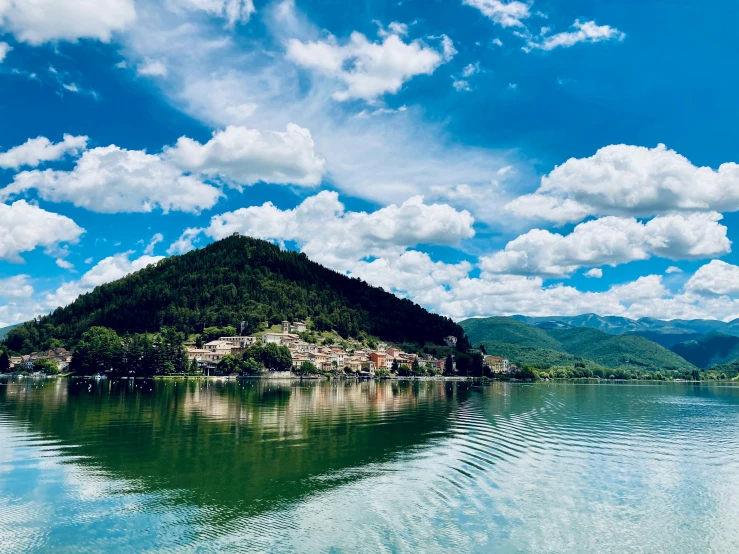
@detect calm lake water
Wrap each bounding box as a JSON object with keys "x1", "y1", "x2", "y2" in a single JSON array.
[{"x1": 1, "y1": 378, "x2": 738, "y2": 553}]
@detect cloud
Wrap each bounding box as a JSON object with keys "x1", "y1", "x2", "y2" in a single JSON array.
[
  {"x1": 0, "y1": 41, "x2": 11, "y2": 62},
  {"x1": 165, "y1": 191, "x2": 474, "y2": 299},
  {"x1": 452, "y1": 79, "x2": 471, "y2": 92},
  {"x1": 118, "y1": 0, "x2": 523, "y2": 215},
  {"x1": 2, "y1": 145, "x2": 222, "y2": 214},
  {"x1": 685, "y1": 260, "x2": 739, "y2": 296},
  {"x1": 0, "y1": 134, "x2": 88, "y2": 170},
  {"x1": 44, "y1": 252, "x2": 164, "y2": 309},
  {"x1": 286, "y1": 29, "x2": 452, "y2": 102},
  {"x1": 507, "y1": 144, "x2": 739, "y2": 224},
  {"x1": 525, "y1": 20, "x2": 625, "y2": 52},
  {"x1": 584, "y1": 268, "x2": 602, "y2": 278},
  {"x1": 462, "y1": 0, "x2": 531, "y2": 28},
  {"x1": 0, "y1": 275, "x2": 33, "y2": 299},
  {"x1": 164, "y1": 124, "x2": 325, "y2": 187},
  {"x1": 55, "y1": 259, "x2": 74, "y2": 270},
  {"x1": 0, "y1": 200, "x2": 84, "y2": 263},
  {"x1": 462, "y1": 63, "x2": 480, "y2": 77},
  {"x1": 144, "y1": 233, "x2": 164, "y2": 255},
  {"x1": 167, "y1": 227, "x2": 202, "y2": 255},
  {"x1": 166, "y1": 0, "x2": 255, "y2": 26},
  {"x1": 0, "y1": 0, "x2": 136, "y2": 45},
  {"x1": 666, "y1": 266, "x2": 683, "y2": 274},
  {"x1": 202, "y1": 191, "x2": 475, "y2": 267},
  {"x1": 421, "y1": 270, "x2": 739, "y2": 322},
  {"x1": 480, "y1": 212, "x2": 730, "y2": 277},
  {"x1": 137, "y1": 59, "x2": 168, "y2": 77}
]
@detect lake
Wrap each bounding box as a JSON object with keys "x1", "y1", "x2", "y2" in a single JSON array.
[{"x1": 1, "y1": 378, "x2": 738, "y2": 553}]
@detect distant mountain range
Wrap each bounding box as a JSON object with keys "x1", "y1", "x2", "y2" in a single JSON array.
[
  {"x1": 460, "y1": 314, "x2": 739, "y2": 371},
  {"x1": 460, "y1": 317, "x2": 694, "y2": 371},
  {"x1": 508, "y1": 314, "x2": 739, "y2": 368},
  {"x1": 512, "y1": 314, "x2": 739, "y2": 337}
]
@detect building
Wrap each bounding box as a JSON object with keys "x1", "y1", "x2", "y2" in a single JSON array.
[
  {"x1": 281, "y1": 321, "x2": 307, "y2": 334},
  {"x1": 368, "y1": 352, "x2": 386, "y2": 373},
  {"x1": 484, "y1": 356, "x2": 510, "y2": 374},
  {"x1": 186, "y1": 349, "x2": 209, "y2": 362},
  {"x1": 444, "y1": 335, "x2": 458, "y2": 348},
  {"x1": 262, "y1": 332, "x2": 300, "y2": 346}
]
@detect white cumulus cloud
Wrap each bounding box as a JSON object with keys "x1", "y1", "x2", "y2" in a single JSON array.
[
  {"x1": 2, "y1": 145, "x2": 222, "y2": 214},
  {"x1": 0, "y1": 0, "x2": 136, "y2": 45},
  {"x1": 507, "y1": 144, "x2": 739, "y2": 223},
  {"x1": 164, "y1": 124, "x2": 325, "y2": 187},
  {"x1": 0, "y1": 200, "x2": 84, "y2": 263},
  {"x1": 584, "y1": 268, "x2": 602, "y2": 278},
  {"x1": 0, "y1": 134, "x2": 88, "y2": 170},
  {"x1": 44, "y1": 252, "x2": 164, "y2": 309},
  {"x1": 286, "y1": 29, "x2": 452, "y2": 102},
  {"x1": 480, "y1": 212, "x2": 730, "y2": 277},
  {"x1": 685, "y1": 260, "x2": 739, "y2": 296},
  {"x1": 462, "y1": 0, "x2": 531, "y2": 28}
]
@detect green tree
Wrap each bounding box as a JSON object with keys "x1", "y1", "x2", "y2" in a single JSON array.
[
  {"x1": 70, "y1": 327, "x2": 122, "y2": 375},
  {"x1": 0, "y1": 350, "x2": 9, "y2": 373},
  {"x1": 444, "y1": 353, "x2": 455, "y2": 376},
  {"x1": 240, "y1": 357, "x2": 263, "y2": 375},
  {"x1": 297, "y1": 361, "x2": 318, "y2": 375},
  {"x1": 33, "y1": 358, "x2": 60, "y2": 375},
  {"x1": 391, "y1": 359, "x2": 399, "y2": 374},
  {"x1": 189, "y1": 357, "x2": 201, "y2": 375},
  {"x1": 471, "y1": 352, "x2": 485, "y2": 377}
]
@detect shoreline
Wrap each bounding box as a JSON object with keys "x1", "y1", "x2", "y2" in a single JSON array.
[{"x1": 1, "y1": 373, "x2": 737, "y2": 384}]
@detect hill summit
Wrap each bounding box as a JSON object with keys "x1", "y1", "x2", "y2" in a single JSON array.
[{"x1": 4, "y1": 235, "x2": 468, "y2": 354}]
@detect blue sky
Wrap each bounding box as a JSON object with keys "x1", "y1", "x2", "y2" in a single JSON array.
[{"x1": 2, "y1": 0, "x2": 739, "y2": 325}]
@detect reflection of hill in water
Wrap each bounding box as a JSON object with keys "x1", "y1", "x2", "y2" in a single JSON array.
[{"x1": 0, "y1": 379, "x2": 469, "y2": 519}]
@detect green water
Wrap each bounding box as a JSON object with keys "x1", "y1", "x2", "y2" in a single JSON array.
[{"x1": 1, "y1": 378, "x2": 738, "y2": 553}]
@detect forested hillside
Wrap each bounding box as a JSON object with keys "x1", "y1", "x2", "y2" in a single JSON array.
[
  {"x1": 461, "y1": 317, "x2": 694, "y2": 371},
  {"x1": 3, "y1": 235, "x2": 468, "y2": 354},
  {"x1": 671, "y1": 333, "x2": 739, "y2": 368}
]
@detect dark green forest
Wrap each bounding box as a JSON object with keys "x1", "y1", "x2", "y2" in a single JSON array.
[{"x1": 3, "y1": 235, "x2": 468, "y2": 355}]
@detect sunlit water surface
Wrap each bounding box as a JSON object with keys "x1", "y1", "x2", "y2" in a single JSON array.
[{"x1": 1, "y1": 377, "x2": 738, "y2": 553}]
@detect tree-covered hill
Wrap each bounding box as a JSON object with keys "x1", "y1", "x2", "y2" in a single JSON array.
[
  {"x1": 545, "y1": 328, "x2": 694, "y2": 371},
  {"x1": 670, "y1": 332, "x2": 739, "y2": 368},
  {"x1": 461, "y1": 317, "x2": 695, "y2": 371},
  {"x1": 4, "y1": 235, "x2": 468, "y2": 354},
  {"x1": 460, "y1": 317, "x2": 561, "y2": 350}
]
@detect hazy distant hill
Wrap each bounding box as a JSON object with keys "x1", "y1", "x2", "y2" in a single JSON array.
[
  {"x1": 2, "y1": 235, "x2": 468, "y2": 354},
  {"x1": 670, "y1": 333, "x2": 739, "y2": 368},
  {"x1": 461, "y1": 317, "x2": 694, "y2": 371},
  {"x1": 0, "y1": 325, "x2": 18, "y2": 340},
  {"x1": 513, "y1": 314, "x2": 739, "y2": 337}
]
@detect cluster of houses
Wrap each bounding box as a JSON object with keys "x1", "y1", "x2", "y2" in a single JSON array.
[
  {"x1": 186, "y1": 321, "x2": 453, "y2": 375},
  {"x1": 185, "y1": 320, "x2": 515, "y2": 376},
  {"x1": 8, "y1": 347, "x2": 72, "y2": 373}
]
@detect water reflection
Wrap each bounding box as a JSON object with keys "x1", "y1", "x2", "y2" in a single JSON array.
[{"x1": 1, "y1": 379, "x2": 739, "y2": 553}]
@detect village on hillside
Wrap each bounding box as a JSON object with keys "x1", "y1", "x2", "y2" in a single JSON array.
[
  {"x1": 2, "y1": 321, "x2": 515, "y2": 378},
  {"x1": 184, "y1": 320, "x2": 515, "y2": 377}
]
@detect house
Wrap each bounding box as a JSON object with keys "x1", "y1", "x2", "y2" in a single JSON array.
[
  {"x1": 281, "y1": 321, "x2": 308, "y2": 334},
  {"x1": 484, "y1": 356, "x2": 510, "y2": 374},
  {"x1": 369, "y1": 352, "x2": 386, "y2": 371},
  {"x1": 444, "y1": 335, "x2": 458, "y2": 348},
  {"x1": 262, "y1": 332, "x2": 300, "y2": 346},
  {"x1": 186, "y1": 348, "x2": 209, "y2": 362}
]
